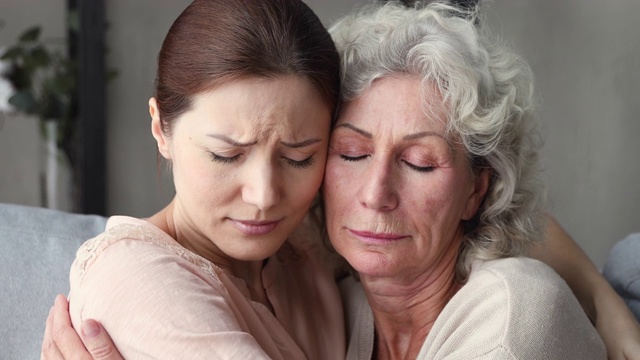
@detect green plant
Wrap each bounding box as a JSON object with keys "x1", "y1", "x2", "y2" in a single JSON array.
[{"x1": 1, "y1": 26, "x2": 76, "y2": 149}]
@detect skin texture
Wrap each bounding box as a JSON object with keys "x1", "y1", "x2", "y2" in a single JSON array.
[{"x1": 323, "y1": 76, "x2": 489, "y2": 359}]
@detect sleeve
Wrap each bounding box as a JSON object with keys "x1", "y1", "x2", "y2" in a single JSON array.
[{"x1": 68, "y1": 238, "x2": 272, "y2": 360}]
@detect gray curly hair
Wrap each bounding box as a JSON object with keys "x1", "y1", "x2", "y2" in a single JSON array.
[{"x1": 328, "y1": 1, "x2": 546, "y2": 281}]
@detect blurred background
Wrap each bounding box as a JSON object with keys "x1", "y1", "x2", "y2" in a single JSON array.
[{"x1": 0, "y1": 0, "x2": 638, "y2": 268}]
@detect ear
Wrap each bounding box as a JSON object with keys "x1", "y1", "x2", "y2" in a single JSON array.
[
  {"x1": 462, "y1": 168, "x2": 491, "y2": 221},
  {"x1": 150, "y1": 97, "x2": 171, "y2": 160}
]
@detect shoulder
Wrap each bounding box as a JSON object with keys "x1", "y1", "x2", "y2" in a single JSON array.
[
  {"x1": 72, "y1": 216, "x2": 221, "y2": 283},
  {"x1": 67, "y1": 218, "x2": 247, "y2": 357},
  {"x1": 69, "y1": 216, "x2": 228, "y2": 318},
  {"x1": 419, "y1": 257, "x2": 606, "y2": 359},
  {"x1": 451, "y1": 257, "x2": 576, "y2": 320},
  {"x1": 471, "y1": 257, "x2": 567, "y2": 295}
]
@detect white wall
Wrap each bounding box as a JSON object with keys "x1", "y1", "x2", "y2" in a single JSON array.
[
  {"x1": 1, "y1": 0, "x2": 638, "y2": 267},
  {"x1": 487, "y1": 0, "x2": 640, "y2": 266},
  {"x1": 103, "y1": 0, "x2": 192, "y2": 217}
]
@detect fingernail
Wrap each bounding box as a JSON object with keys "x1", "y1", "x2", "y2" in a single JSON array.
[{"x1": 82, "y1": 320, "x2": 100, "y2": 338}]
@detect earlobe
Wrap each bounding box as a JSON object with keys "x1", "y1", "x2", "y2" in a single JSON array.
[
  {"x1": 150, "y1": 97, "x2": 171, "y2": 160},
  {"x1": 462, "y1": 168, "x2": 491, "y2": 220}
]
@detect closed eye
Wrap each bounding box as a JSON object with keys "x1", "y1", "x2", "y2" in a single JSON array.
[
  {"x1": 210, "y1": 152, "x2": 241, "y2": 164},
  {"x1": 403, "y1": 160, "x2": 434, "y2": 173},
  {"x1": 284, "y1": 156, "x2": 315, "y2": 169},
  {"x1": 340, "y1": 154, "x2": 368, "y2": 162}
]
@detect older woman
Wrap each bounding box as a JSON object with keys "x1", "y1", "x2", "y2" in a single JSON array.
[
  {"x1": 325, "y1": 2, "x2": 603, "y2": 358},
  {"x1": 42, "y1": 1, "x2": 639, "y2": 359}
]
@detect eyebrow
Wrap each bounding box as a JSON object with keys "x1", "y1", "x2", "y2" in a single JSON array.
[
  {"x1": 403, "y1": 131, "x2": 445, "y2": 141},
  {"x1": 333, "y1": 123, "x2": 372, "y2": 138},
  {"x1": 207, "y1": 134, "x2": 321, "y2": 148},
  {"x1": 334, "y1": 123, "x2": 446, "y2": 142}
]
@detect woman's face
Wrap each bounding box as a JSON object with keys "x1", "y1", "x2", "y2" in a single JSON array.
[
  {"x1": 153, "y1": 76, "x2": 331, "y2": 262},
  {"x1": 323, "y1": 76, "x2": 488, "y2": 279}
]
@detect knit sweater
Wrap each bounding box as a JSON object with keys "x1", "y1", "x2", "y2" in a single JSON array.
[{"x1": 340, "y1": 257, "x2": 606, "y2": 359}]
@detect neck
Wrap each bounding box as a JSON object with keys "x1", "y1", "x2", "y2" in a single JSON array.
[
  {"x1": 147, "y1": 199, "x2": 270, "y2": 308},
  {"x1": 361, "y1": 242, "x2": 461, "y2": 360}
]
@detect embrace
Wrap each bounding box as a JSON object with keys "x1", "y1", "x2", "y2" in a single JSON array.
[{"x1": 42, "y1": 1, "x2": 640, "y2": 359}]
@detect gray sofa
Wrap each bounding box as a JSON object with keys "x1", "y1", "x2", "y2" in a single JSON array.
[
  {"x1": 1, "y1": 202, "x2": 638, "y2": 359},
  {"x1": 603, "y1": 232, "x2": 640, "y2": 321},
  {"x1": 0, "y1": 203, "x2": 107, "y2": 360}
]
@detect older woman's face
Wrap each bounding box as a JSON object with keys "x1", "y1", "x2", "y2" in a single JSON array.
[{"x1": 323, "y1": 76, "x2": 488, "y2": 279}]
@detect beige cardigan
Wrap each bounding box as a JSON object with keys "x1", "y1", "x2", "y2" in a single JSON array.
[{"x1": 341, "y1": 257, "x2": 607, "y2": 359}]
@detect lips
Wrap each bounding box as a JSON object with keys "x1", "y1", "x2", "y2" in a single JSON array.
[
  {"x1": 230, "y1": 219, "x2": 280, "y2": 236},
  {"x1": 348, "y1": 229, "x2": 407, "y2": 244}
]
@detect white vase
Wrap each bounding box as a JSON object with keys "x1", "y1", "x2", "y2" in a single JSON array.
[{"x1": 41, "y1": 120, "x2": 73, "y2": 211}]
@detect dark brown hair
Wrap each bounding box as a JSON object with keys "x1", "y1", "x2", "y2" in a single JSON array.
[{"x1": 155, "y1": 0, "x2": 340, "y2": 134}]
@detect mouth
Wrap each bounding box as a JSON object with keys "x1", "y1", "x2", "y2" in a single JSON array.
[
  {"x1": 230, "y1": 219, "x2": 280, "y2": 236},
  {"x1": 348, "y1": 229, "x2": 407, "y2": 245}
]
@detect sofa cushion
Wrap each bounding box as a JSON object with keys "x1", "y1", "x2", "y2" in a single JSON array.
[
  {"x1": 603, "y1": 232, "x2": 640, "y2": 322},
  {"x1": 0, "y1": 203, "x2": 107, "y2": 360}
]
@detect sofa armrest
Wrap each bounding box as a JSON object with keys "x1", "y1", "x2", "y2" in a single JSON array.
[{"x1": 0, "y1": 203, "x2": 107, "y2": 360}]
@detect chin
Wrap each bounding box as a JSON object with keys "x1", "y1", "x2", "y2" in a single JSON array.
[
  {"x1": 233, "y1": 248, "x2": 278, "y2": 262},
  {"x1": 340, "y1": 248, "x2": 398, "y2": 278},
  {"x1": 233, "y1": 239, "x2": 286, "y2": 262}
]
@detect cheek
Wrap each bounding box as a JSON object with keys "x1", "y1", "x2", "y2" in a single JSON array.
[
  {"x1": 173, "y1": 152, "x2": 232, "y2": 202},
  {"x1": 414, "y1": 171, "x2": 473, "y2": 219},
  {"x1": 323, "y1": 158, "x2": 348, "y2": 200},
  {"x1": 298, "y1": 167, "x2": 325, "y2": 201},
  {"x1": 322, "y1": 158, "x2": 354, "y2": 223}
]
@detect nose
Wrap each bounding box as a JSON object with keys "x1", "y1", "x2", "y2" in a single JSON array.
[
  {"x1": 359, "y1": 157, "x2": 399, "y2": 212},
  {"x1": 242, "y1": 162, "x2": 281, "y2": 211}
]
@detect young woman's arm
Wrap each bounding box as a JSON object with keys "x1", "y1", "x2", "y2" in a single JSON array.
[{"x1": 531, "y1": 214, "x2": 640, "y2": 359}]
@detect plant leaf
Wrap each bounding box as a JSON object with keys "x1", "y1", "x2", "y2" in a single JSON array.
[
  {"x1": 5, "y1": 65, "x2": 32, "y2": 89},
  {"x1": 8, "y1": 90, "x2": 38, "y2": 114},
  {"x1": 41, "y1": 93, "x2": 65, "y2": 120},
  {"x1": 19, "y1": 26, "x2": 41, "y2": 43},
  {"x1": 30, "y1": 46, "x2": 51, "y2": 67},
  {"x1": 0, "y1": 46, "x2": 23, "y2": 61}
]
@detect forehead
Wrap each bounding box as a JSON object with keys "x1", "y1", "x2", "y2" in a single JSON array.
[
  {"x1": 337, "y1": 76, "x2": 448, "y2": 134},
  {"x1": 180, "y1": 76, "x2": 331, "y2": 136}
]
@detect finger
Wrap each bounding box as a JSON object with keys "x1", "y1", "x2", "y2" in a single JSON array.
[
  {"x1": 623, "y1": 344, "x2": 640, "y2": 360},
  {"x1": 50, "y1": 294, "x2": 92, "y2": 360},
  {"x1": 41, "y1": 305, "x2": 64, "y2": 360},
  {"x1": 79, "y1": 320, "x2": 124, "y2": 360}
]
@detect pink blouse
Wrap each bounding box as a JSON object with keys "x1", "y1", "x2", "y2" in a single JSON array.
[{"x1": 68, "y1": 216, "x2": 345, "y2": 359}]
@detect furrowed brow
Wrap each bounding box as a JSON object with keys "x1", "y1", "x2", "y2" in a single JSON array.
[{"x1": 207, "y1": 134, "x2": 257, "y2": 147}]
